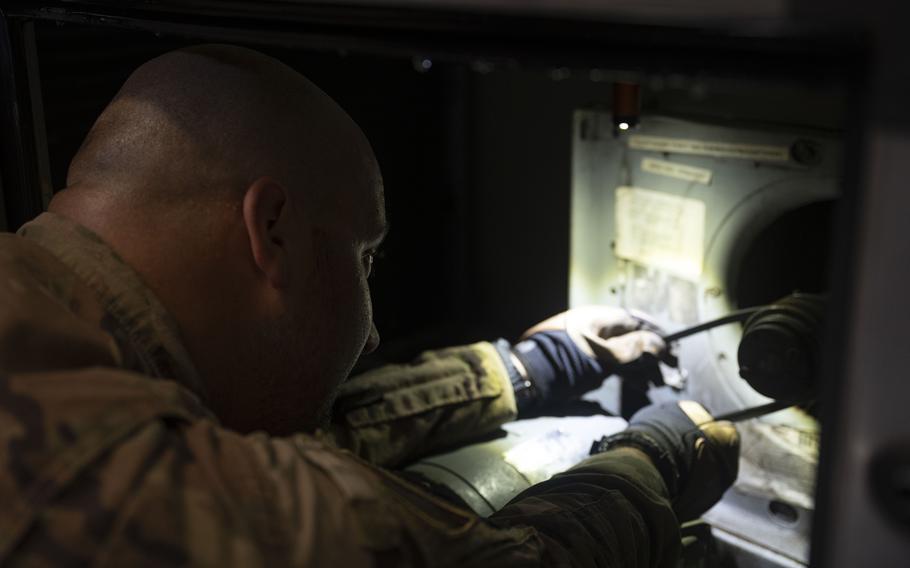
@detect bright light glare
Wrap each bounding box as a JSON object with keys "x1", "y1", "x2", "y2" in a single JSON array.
[{"x1": 618, "y1": 122, "x2": 630, "y2": 131}]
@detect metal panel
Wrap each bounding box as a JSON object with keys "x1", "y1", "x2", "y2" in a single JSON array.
[
  {"x1": 308, "y1": 0, "x2": 792, "y2": 22},
  {"x1": 812, "y1": 129, "x2": 910, "y2": 566},
  {"x1": 789, "y1": 1, "x2": 910, "y2": 566},
  {"x1": 570, "y1": 111, "x2": 844, "y2": 565},
  {"x1": 2, "y1": 2, "x2": 854, "y2": 82},
  {"x1": 0, "y1": 14, "x2": 53, "y2": 230}
]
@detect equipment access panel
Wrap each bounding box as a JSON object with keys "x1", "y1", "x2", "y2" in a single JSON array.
[{"x1": 570, "y1": 111, "x2": 842, "y2": 567}]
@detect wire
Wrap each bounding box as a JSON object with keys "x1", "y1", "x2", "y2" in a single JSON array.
[
  {"x1": 662, "y1": 307, "x2": 762, "y2": 342},
  {"x1": 706, "y1": 399, "x2": 799, "y2": 425}
]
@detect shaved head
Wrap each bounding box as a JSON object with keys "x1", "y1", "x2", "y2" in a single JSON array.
[
  {"x1": 51, "y1": 45, "x2": 386, "y2": 435},
  {"x1": 68, "y1": 44, "x2": 376, "y2": 213}
]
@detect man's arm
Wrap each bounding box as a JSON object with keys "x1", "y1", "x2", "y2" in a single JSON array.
[
  {"x1": 491, "y1": 447, "x2": 681, "y2": 568},
  {"x1": 489, "y1": 400, "x2": 740, "y2": 566},
  {"x1": 4, "y1": 370, "x2": 729, "y2": 568},
  {"x1": 103, "y1": 420, "x2": 683, "y2": 567},
  {"x1": 327, "y1": 306, "x2": 668, "y2": 468},
  {"x1": 156, "y1": 401, "x2": 727, "y2": 567},
  {"x1": 327, "y1": 341, "x2": 518, "y2": 468}
]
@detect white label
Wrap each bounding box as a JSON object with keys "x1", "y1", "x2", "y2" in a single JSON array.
[
  {"x1": 641, "y1": 157, "x2": 713, "y2": 185},
  {"x1": 629, "y1": 134, "x2": 789, "y2": 162},
  {"x1": 615, "y1": 186, "x2": 705, "y2": 279}
]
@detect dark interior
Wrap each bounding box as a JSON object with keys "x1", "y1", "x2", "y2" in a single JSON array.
[
  {"x1": 31, "y1": 20, "x2": 847, "y2": 369},
  {"x1": 732, "y1": 200, "x2": 835, "y2": 309},
  {"x1": 5, "y1": 4, "x2": 906, "y2": 564}
]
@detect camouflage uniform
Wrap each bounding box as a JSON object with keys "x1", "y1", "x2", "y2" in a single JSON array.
[{"x1": 0, "y1": 213, "x2": 680, "y2": 567}]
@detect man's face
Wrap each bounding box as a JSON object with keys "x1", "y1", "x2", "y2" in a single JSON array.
[{"x1": 259, "y1": 147, "x2": 386, "y2": 434}]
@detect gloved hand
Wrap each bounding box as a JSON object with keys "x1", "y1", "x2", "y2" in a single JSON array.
[
  {"x1": 591, "y1": 400, "x2": 740, "y2": 521},
  {"x1": 494, "y1": 306, "x2": 670, "y2": 410}
]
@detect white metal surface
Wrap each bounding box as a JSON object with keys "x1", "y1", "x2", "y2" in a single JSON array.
[{"x1": 570, "y1": 110, "x2": 843, "y2": 565}]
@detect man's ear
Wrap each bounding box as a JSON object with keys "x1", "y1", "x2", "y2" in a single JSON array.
[{"x1": 242, "y1": 176, "x2": 291, "y2": 288}]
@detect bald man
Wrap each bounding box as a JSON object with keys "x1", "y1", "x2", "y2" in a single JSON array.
[{"x1": 0, "y1": 45, "x2": 738, "y2": 566}]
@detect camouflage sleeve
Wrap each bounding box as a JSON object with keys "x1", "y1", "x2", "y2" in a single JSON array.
[
  {"x1": 0, "y1": 367, "x2": 537, "y2": 567},
  {"x1": 100, "y1": 422, "x2": 543, "y2": 567},
  {"x1": 490, "y1": 447, "x2": 682, "y2": 567},
  {"x1": 93, "y1": 426, "x2": 676, "y2": 568},
  {"x1": 326, "y1": 341, "x2": 518, "y2": 468},
  {"x1": 2, "y1": 369, "x2": 676, "y2": 567}
]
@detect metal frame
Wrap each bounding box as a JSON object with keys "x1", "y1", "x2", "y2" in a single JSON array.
[
  {"x1": 2, "y1": 1, "x2": 857, "y2": 76},
  {"x1": 0, "y1": 12, "x2": 54, "y2": 231}
]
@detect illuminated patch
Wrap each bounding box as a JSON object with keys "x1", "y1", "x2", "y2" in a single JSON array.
[{"x1": 615, "y1": 186, "x2": 706, "y2": 279}]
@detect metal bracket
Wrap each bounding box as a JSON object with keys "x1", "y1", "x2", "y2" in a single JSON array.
[{"x1": 0, "y1": 12, "x2": 54, "y2": 231}]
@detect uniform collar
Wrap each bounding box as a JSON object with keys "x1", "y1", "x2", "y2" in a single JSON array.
[{"x1": 17, "y1": 212, "x2": 208, "y2": 402}]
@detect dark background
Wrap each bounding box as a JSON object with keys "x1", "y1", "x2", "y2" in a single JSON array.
[{"x1": 32, "y1": 21, "x2": 846, "y2": 366}]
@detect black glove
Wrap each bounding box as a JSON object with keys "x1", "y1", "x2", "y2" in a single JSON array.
[
  {"x1": 591, "y1": 400, "x2": 740, "y2": 521},
  {"x1": 496, "y1": 330, "x2": 666, "y2": 412},
  {"x1": 494, "y1": 306, "x2": 668, "y2": 412},
  {"x1": 512, "y1": 329, "x2": 608, "y2": 401}
]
